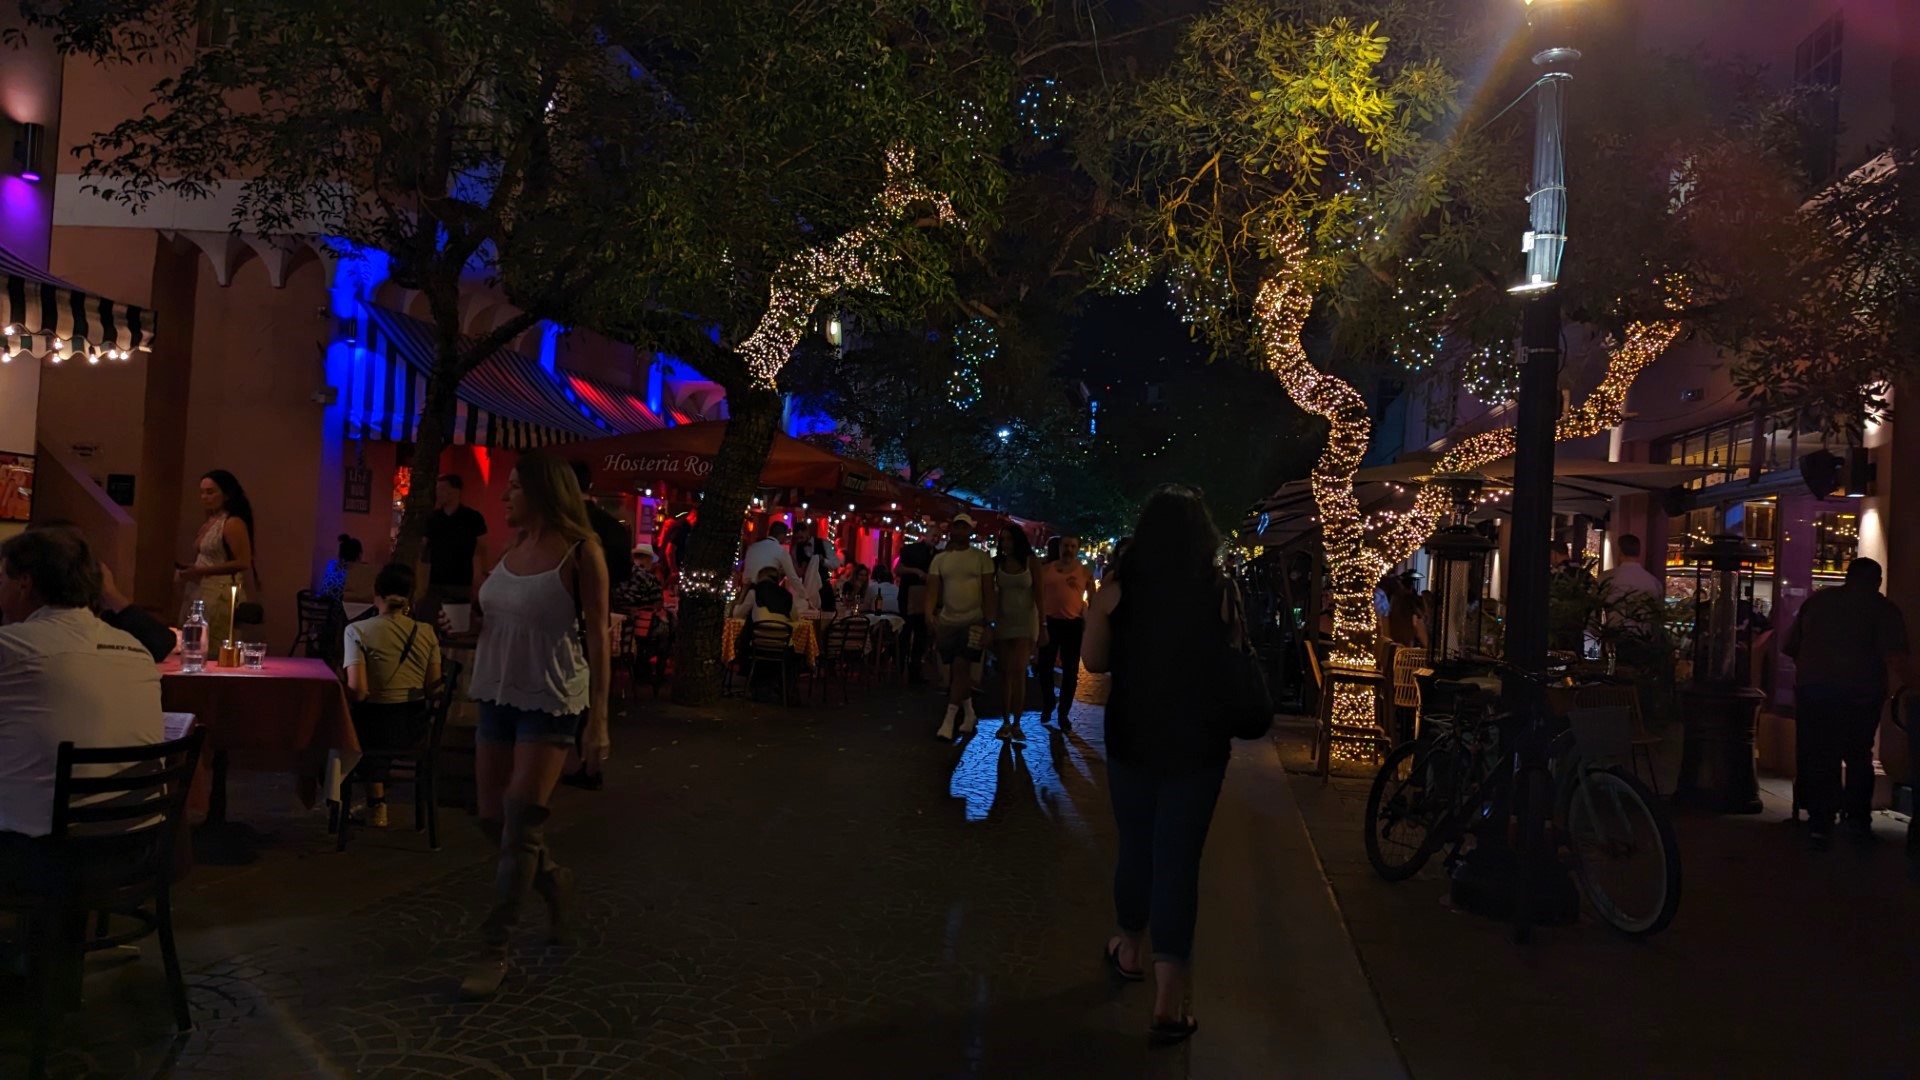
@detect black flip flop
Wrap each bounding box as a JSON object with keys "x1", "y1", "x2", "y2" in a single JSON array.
[
  {"x1": 1103, "y1": 940, "x2": 1144, "y2": 982},
  {"x1": 1148, "y1": 1015, "x2": 1199, "y2": 1047}
]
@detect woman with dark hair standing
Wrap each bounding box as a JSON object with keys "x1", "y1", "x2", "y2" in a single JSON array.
[
  {"x1": 456, "y1": 450, "x2": 611, "y2": 999},
  {"x1": 991, "y1": 524, "x2": 1045, "y2": 738},
  {"x1": 1083, "y1": 485, "x2": 1236, "y2": 1045},
  {"x1": 177, "y1": 469, "x2": 260, "y2": 648}
]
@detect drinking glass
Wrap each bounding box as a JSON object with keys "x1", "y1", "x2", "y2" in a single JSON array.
[{"x1": 241, "y1": 642, "x2": 268, "y2": 670}]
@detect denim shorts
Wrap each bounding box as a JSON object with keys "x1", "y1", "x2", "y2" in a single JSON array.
[{"x1": 476, "y1": 701, "x2": 583, "y2": 747}]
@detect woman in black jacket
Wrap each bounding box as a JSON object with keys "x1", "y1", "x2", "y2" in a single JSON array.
[{"x1": 1083, "y1": 485, "x2": 1236, "y2": 1046}]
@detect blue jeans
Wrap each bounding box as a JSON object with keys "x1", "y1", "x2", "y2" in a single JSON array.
[
  {"x1": 1107, "y1": 759, "x2": 1227, "y2": 964},
  {"x1": 477, "y1": 702, "x2": 582, "y2": 747}
]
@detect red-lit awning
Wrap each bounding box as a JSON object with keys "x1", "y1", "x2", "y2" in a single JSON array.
[{"x1": 565, "y1": 373, "x2": 664, "y2": 431}]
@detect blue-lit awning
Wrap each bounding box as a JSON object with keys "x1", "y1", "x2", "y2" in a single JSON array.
[{"x1": 347, "y1": 305, "x2": 615, "y2": 450}]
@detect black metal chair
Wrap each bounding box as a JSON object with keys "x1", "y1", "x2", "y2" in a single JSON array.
[
  {"x1": 744, "y1": 618, "x2": 799, "y2": 707},
  {"x1": 291, "y1": 589, "x2": 345, "y2": 668},
  {"x1": 335, "y1": 660, "x2": 461, "y2": 853},
  {"x1": 0, "y1": 729, "x2": 205, "y2": 1079}
]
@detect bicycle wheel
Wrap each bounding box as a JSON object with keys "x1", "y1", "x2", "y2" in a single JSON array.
[
  {"x1": 1565, "y1": 766, "x2": 1682, "y2": 937},
  {"x1": 1364, "y1": 741, "x2": 1442, "y2": 881}
]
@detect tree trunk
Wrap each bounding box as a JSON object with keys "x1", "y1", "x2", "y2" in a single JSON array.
[
  {"x1": 391, "y1": 292, "x2": 466, "y2": 567},
  {"x1": 671, "y1": 382, "x2": 783, "y2": 705},
  {"x1": 392, "y1": 367, "x2": 460, "y2": 566}
]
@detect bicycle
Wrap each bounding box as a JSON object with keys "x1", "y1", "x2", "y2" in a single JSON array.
[{"x1": 1362, "y1": 664, "x2": 1681, "y2": 940}]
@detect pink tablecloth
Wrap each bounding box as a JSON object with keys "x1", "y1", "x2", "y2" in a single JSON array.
[{"x1": 160, "y1": 657, "x2": 360, "y2": 783}]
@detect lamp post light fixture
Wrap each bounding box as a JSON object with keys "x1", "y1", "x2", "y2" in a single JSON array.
[{"x1": 1503, "y1": 0, "x2": 1582, "y2": 701}]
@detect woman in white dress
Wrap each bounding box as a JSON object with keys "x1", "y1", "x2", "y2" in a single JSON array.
[{"x1": 176, "y1": 470, "x2": 259, "y2": 647}]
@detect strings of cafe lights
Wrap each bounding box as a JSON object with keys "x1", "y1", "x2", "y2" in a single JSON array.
[
  {"x1": 1, "y1": 324, "x2": 140, "y2": 366},
  {"x1": 1461, "y1": 340, "x2": 1520, "y2": 403},
  {"x1": 1016, "y1": 77, "x2": 1071, "y2": 141},
  {"x1": 736, "y1": 145, "x2": 960, "y2": 388},
  {"x1": 1389, "y1": 282, "x2": 1456, "y2": 372},
  {"x1": 949, "y1": 318, "x2": 992, "y2": 409}
]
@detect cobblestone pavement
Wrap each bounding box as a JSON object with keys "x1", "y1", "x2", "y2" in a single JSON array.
[
  {"x1": 5, "y1": 688, "x2": 1399, "y2": 1079},
  {"x1": 1275, "y1": 718, "x2": 1919, "y2": 1080}
]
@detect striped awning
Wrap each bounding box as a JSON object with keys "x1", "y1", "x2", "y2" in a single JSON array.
[
  {"x1": 347, "y1": 306, "x2": 615, "y2": 450},
  {"x1": 2, "y1": 243, "x2": 156, "y2": 363},
  {"x1": 565, "y1": 372, "x2": 665, "y2": 431}
]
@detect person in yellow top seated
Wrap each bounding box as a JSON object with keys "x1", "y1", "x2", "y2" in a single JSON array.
[{"x1": 343, "y1": 563, "x2": 443, "y2": 828}]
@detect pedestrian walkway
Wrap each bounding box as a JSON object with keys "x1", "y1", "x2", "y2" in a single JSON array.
[
  {"x1": 7, "y1": 688, "x2": 1401, "y2": 1079},
  {"x1": 1275, "y1": 717, "x2": 1918, "y2": 1080}
]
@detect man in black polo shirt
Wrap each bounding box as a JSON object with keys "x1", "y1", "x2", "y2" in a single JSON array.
[{"x1": 420, "y1": 474, "x2": 488, "y2": 626}]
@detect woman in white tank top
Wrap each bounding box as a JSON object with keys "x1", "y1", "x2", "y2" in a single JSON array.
[{"x1": 455, "y1": 451, "x2": 611, "y2": 999}]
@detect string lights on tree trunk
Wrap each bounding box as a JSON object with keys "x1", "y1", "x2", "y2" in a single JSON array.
[
  {"x1": 1256, "y1": 226, "x2": 1685, "y2": 763},
  {"x1": 736, "y1": 145, "x2": 959, "y2": 388}
]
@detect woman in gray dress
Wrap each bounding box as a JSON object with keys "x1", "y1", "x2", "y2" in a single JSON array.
[{"x1": 992, "y1": 524, "x2": 1047, "y2": 738}]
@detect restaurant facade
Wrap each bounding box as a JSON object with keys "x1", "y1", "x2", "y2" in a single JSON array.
[{"x1": 3, "y1": 35, "x2": 732, "y2": 650}]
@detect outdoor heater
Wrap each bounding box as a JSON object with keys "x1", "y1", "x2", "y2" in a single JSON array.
[
  {"x1": 1421, "y1": 472, "x2": 1496, "y2": 666},
  {"x1": 1674, "y1": 534, "x2": 1766, "y2": 813}
]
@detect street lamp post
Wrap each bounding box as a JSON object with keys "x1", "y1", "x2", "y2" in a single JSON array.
[{"x1": 1504, "y1": 0, "x2": 1581, "y2": 691}]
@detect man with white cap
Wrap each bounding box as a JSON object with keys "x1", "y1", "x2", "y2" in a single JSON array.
[{"x1": 927, "y1": 513, "x2": 997, "y2": 740}]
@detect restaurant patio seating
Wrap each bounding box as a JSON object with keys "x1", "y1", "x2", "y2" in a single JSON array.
[
  {"x1": 333, "y1": 661, "x2": 461, "y2": 853},
  {"x1": 0, "y1": 729, "x2": 204, "y2": 1080}
]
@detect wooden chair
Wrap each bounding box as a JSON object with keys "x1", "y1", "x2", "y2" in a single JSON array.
[
  {"x1": 1390, "y1": 646, "x2": 1428, "y2": 743},
  {"x1": 865, "y1": 618, "x2": 899, "y2": 685},
  {"x1": 0, "y1": 730, "x2": 205, "y2": 1078},
  {"x1": 815, "y1": 616, "x2": 872, "y2": 706},
  {"x1": 1574, "y1": 682, "x2": 1662, "y2": 794},
  {"x1": 626, "y1": 608, "x2": 670, "y2": 698},
  {"x1": 335, "y1": 660, "x2": 462, "y2": 853},
  {"x1": 745, "y1": 618, "x2": 799, "y2": 707},
  {"x1": 291, "y1": 589, "x2": 345, "y2": 668}
]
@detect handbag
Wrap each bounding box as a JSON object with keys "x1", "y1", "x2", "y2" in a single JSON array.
[{"x1": 1213, "y1": 583, "x2": 1274, "y2": 740}]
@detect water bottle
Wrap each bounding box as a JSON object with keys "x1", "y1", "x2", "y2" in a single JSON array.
[{"x1": 181, "y1": 600, "x2": 208, "y2": 673}]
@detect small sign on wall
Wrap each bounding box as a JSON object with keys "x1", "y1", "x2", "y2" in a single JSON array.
[
  {"x1": 343, "y1": 465, "x2": 373, "y2": 514},
  {"x1": 106, "y1": 474, "x2": 136, "y2": 507}
]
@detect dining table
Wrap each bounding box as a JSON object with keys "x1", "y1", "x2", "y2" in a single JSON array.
[{"x1": 159, "y1": 656, "x2": 359, "y2": 863}]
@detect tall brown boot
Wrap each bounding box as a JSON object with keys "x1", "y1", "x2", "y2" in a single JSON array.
[{"x1": 458, "y1": 804, "x2": 544, "y2": 999}]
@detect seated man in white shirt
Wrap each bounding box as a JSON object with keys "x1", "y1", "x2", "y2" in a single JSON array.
[{"x1": 0, "y1": 528, "x2": 164, "y2": 852}]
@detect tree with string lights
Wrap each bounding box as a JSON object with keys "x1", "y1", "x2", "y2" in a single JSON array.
[
  {"x1": 560, "y1": 4, "x2": 1021, "y2": 705},
  {"x1": 1097, "y1": 0, "x2": 1793, "y2": 758}
]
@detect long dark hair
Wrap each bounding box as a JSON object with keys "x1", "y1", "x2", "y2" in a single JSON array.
[
  {"x1": 995, "y1": 525, "x2": 1034, "y2": 571},
  {"x1": 203, "y1": 470, "x2": 256, "y2": 551},
  {"x1": 1120, "y1": 485, "x2": 1219, "y2": 599}
]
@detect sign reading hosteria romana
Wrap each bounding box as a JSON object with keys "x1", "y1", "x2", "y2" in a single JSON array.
[{"x1": 602, "y1": 453, "x2": 713, "y2": 477}]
